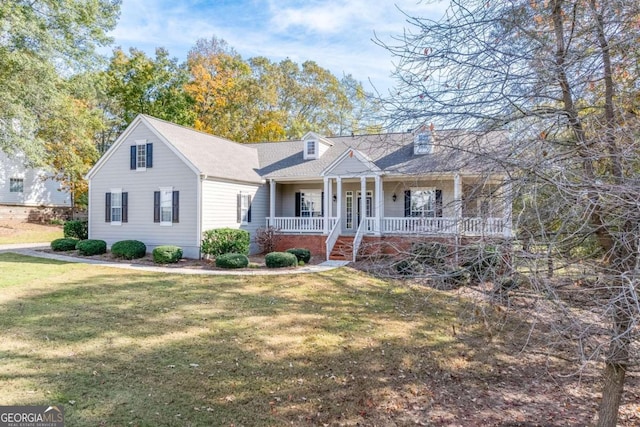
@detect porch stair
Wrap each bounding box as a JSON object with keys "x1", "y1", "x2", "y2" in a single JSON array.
[{"x1": 329, "y1": 235, "x2": 354, "y2": 261}]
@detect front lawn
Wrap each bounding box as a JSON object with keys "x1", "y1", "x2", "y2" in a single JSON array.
[{"x1": 0, "y1": 253, "x2": 637, "y2": 426}]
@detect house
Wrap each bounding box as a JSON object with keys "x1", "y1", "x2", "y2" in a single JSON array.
[
  {"x1": 0, "y1": 150, "x2": 72, "y2": 220},
  {"x1": 86, "y1": 114, "x2": 512, "y2": 260}
]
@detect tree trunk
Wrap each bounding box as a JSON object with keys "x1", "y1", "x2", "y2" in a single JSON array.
[{"x1": 596, "y1": 360, "x2": 626, "y2": 427}]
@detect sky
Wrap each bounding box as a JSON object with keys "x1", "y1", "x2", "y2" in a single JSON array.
[{"x1": 107, "y1": 0, "x2": 449, "y2": 94}]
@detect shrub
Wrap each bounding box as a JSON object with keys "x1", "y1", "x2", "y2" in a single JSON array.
[
  {"x1": 441, "y1": 267, "x2": 471, "y2": 289},
  {"x1": 286, "y1": 248, "x2": 311, "y2": 263},
  {"x1": 411, "y1": 241, "x2": 448, "y2": 266},
  {"x1": 51, "y1": 238, "x2": 78, "y2": 251},
  {"x1": 75, "y1": 239, "x2": 107, "y2": 256},
  {"x1": 265, "y1": 251, "x2": 298, "y2": 268},
  {"x1": 152, "y1": 245, "x2": 183, "y2": 264},
  {"x1": 201, "y1": 228, "x2": 250, "y2": 257},
  {"x1": 111, "y1": 240, "x2": 147, "y2": 259},
  {"x1": 215, "y1": 253, "x2": 249, "y2": 269},
  {"x1": 63, "y1": 220, "x2": 88, "y2": 240},
  {"x1": 255, "y1": 226, "x2": 281, "y2": 254}
]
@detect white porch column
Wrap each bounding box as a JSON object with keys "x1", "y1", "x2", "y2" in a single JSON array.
[
  {"x1": 360, "y1": 176, "x2": 367, "y2": 229},
  {"x1": 336, "y1": 177, "x2": 343, "y2": 230},
  {"x1": 375, "y1": 175, "x2": 383, "y2": 235},
  {"x1": 323, "y1": 177, "x2": 330, "y2": 234},
  {"x1": 503, "y1": 179, "x2": 513, "y2": 238},
  {"x1": 454, "y1": 174, "x2": 462, "y2": 234},
  {"x1": 269, "y1": 179, "x2": 276, "y2": 227}
]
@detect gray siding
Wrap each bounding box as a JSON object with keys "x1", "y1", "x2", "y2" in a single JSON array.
[
  {"x1": 201, "y1": 179, "x2": 268, "y2": 254},
  {"x1": 0, "y1": 152, "x2": 71, "y2": 207},
  {"x1": 326, "y1": 155, "x2": 370, "y2": 176},
  {"x1": 89, "y1": 122, "x2": 201, "y2": 258}
]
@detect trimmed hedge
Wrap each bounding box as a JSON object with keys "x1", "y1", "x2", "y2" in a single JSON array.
[
  {"x1": 51, "y1": 238, "x2": 78, "y2": 252},
  {"x1": 76, "y1": 239, "x2": 107, "y2": 256},
  {"x1": 63, "y1": 220, "x2": 88, "y2": 240},
  {"x1": 152, "y1": 245, "x2": 183, "y2": 264},
  {"x1": 285, "y1": 248, "x2": 311, "y2": 264},
  {"x1": 111, "y1": 240, "x2": 147, "y2": 260},
  {"x1": 201, "y1": 228, "x2": 250, "y2": 257},
  {"x1": 265, "y1": 251, "x2": 298, "y2": 268},
  {"x1": 215, "y1": 253, "x2": 249, "y2": 269}
]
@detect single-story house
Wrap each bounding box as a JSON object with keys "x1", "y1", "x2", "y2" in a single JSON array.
[
  {"x1": 0, "y1": 150, "x2": 72, "y2": 220},
  {"x1": 86, "y1": 114, "x2": 512, "y2": 260}
]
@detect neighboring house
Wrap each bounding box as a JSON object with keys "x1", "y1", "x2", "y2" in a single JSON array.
[
  {"x1": 87, "y1": 114, "x2": 512, "y2": 260},
  {"x1": 0, "y1": 150, "x2": 72, "y2": 219}
]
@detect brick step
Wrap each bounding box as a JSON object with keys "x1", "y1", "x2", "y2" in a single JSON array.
[{"x1": 329, "y1": 235, "x2": 354, "y2": 260}]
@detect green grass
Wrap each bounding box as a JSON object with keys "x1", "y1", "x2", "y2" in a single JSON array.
[
  {"x1": 0, "y1": 223, "x2": 63, "y2": 244},
  {"x1": 0, "y1": 253, "x2": 521, "y2": 426}
]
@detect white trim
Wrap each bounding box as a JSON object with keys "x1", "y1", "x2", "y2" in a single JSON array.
[
  {"x1": 321, "y1": 148, "x2": 382, "y2": 177},
  {"x1": 159, "y1": 186, "x2": 173, "y2": 226},
  {"x1": 110, "y1": 188, "x2": 122, "y2": 226}
]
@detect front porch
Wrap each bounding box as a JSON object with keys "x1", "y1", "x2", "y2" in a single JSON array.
[{"x1": 265, "y1": 174, "x2": 513, "y2": 261}]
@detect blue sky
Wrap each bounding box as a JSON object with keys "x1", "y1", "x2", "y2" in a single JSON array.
[{"x1": 107, "y1": 0, "x2": 449, "y2": 93}]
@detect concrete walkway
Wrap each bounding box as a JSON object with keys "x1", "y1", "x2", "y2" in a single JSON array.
[{"x1": 0, "y1": 243, "x2": 350, "y2": 276}]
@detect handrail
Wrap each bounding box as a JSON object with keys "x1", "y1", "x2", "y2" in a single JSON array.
[
  {"x1": 325, "y1": 218, "x2": 342, "y2": 261},
  {"x1": 352, "y1": 218, "x2": 366, "y2": 262}
]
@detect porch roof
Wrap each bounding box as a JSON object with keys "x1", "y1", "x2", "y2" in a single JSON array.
[{"x1": 254, "y1": 130, "x2": 506, "y2": 180}]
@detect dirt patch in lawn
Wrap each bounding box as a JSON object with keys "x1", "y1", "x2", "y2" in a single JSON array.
[{"x1": 0, "y1": 219, "x2": 63, "y2": 244}]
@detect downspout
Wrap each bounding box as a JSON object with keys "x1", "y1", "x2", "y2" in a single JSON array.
[{"x1": 197, "y1": 174, "x2": 206, "y2": 259}]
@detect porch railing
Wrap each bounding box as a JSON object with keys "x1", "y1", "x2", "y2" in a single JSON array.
[
  {"x1": 267, "y1": 216, "x2": 505, "y2": 236},
  {"x1": 267, "y1": 217, "x2": 336, "y2": 233},
  {"x1": 325, "y1": 218, "x2": 342, "y2": 261},
  {"x1": 382, "y1": 217, "x2": 458, "y2": 234},
  {"x1": 352, "y1": 218, "x2": 367, "y2": 262}
]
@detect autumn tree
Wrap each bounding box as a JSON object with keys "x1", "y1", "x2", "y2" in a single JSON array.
[{"x1": 382, "y1": 0, "x2": 639, "y2": 425}]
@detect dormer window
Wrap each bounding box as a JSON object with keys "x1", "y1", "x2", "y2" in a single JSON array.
[
  {"x1": 304, "y1": 140, "x2": 318, "y2": 160},
  {"x1": 414, "y1": 132, "x2": 432, "y2": 155}
]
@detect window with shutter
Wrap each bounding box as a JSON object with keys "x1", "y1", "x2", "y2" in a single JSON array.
[{"x1": 130, "y1": 141, "x2": 153, "y2": 170}]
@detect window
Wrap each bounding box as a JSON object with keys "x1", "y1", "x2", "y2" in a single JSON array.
[
  {"x1": 237, "y1": 193, "x2": 252, "y2": 224},
  {"x1": 410, "y1": 188, "x2": 436, "y2": 217},
  {"x1": 154, "y1": 189, "x2": 179, "y2": 224},
  {"x1": 414, "y1": 132, "x2": 432, "y2": 155},
  {"x1": 300, "y1": 191, "x2": 322, "y2": 217},
  {"x1": 9, "y1": 178, "x2": 23, "y2": 193},
  {"x1": 345, "y1": 191, "x2": 353, "y2": 229},
  {"x1": 105, "y1": 189, "x2": 128, "y2": 224},
  {"x1": 130, "y1": 141, "x2": 153, "y2": 170},
  {"x1": 304, "y1": 140, "x2": 317, "y2": 160},
  {"x1": 137, "y1": 144, "x2": 146, "y2": 169}
]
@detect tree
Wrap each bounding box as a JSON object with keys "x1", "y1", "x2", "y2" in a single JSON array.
[
  {"x1": 0, "y1": 0, "x2": 121, "y2": 162},
  {"x1": 104, "y1": 47, "x2": 194, "y2": 133},
  {"x1": 381, "y1": 1, "x2": 639, "y2": 425}
]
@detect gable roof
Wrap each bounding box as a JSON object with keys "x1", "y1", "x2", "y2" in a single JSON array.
[{"x1": 87, "y1": 115, "x2": 262, "y2": 184}]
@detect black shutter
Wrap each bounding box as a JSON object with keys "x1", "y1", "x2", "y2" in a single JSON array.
[
  {"x1": 146, "y1": 143, "x2": 153, "y2": 168},
  {"x1": 130, "y1": 146, "x2": 136, "y2": 169},
  {"x1": 154, "y1": 191, "x2": 160, "y2": 223},
  {"x1": 237, "y1": 193, "x2": 242, "y2": 223},
  {"x1": 295, "y1": 192, "x2": 301, "y2": 217},
  {"x1": 404, "y1": 190, "x2": 411, "y2": 217},
  {"x1": 122, "y1": 192, "x2": 128, "y2": 223},
  {"x1": 172, "y1": 191, "x2": 179, "y2": 223},
  {"x1": 321, "y1": 192, "x2": 324, "y2": 216},
  {"x1": 105, "y1": 192, "x2": 111, "y2": 222},
  {"x1": 247, "y1": 195, "x2": 252, "y2": 223},
  {"x1": 435, "y1": 189, "x2": 443, "y2": 217}
]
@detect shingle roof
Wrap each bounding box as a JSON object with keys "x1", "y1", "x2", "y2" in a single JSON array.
[
  {"x1": 254, "y1": 130, "x2": 505, "y2": 178},
  {"x1": 141, "y1": 115, "x2": 263, "y2": 183},
  {"x1": 141, "y1": 115, "x2": 505, "y2": 181}
]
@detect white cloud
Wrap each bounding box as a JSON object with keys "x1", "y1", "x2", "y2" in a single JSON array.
[{"x1": 106, "y1": 0, "x2": 450, "y2": 92}]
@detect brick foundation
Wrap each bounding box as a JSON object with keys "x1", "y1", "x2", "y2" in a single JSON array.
[{"x1": 274, "y1": 234, "x2": 327, "y2": 259}]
